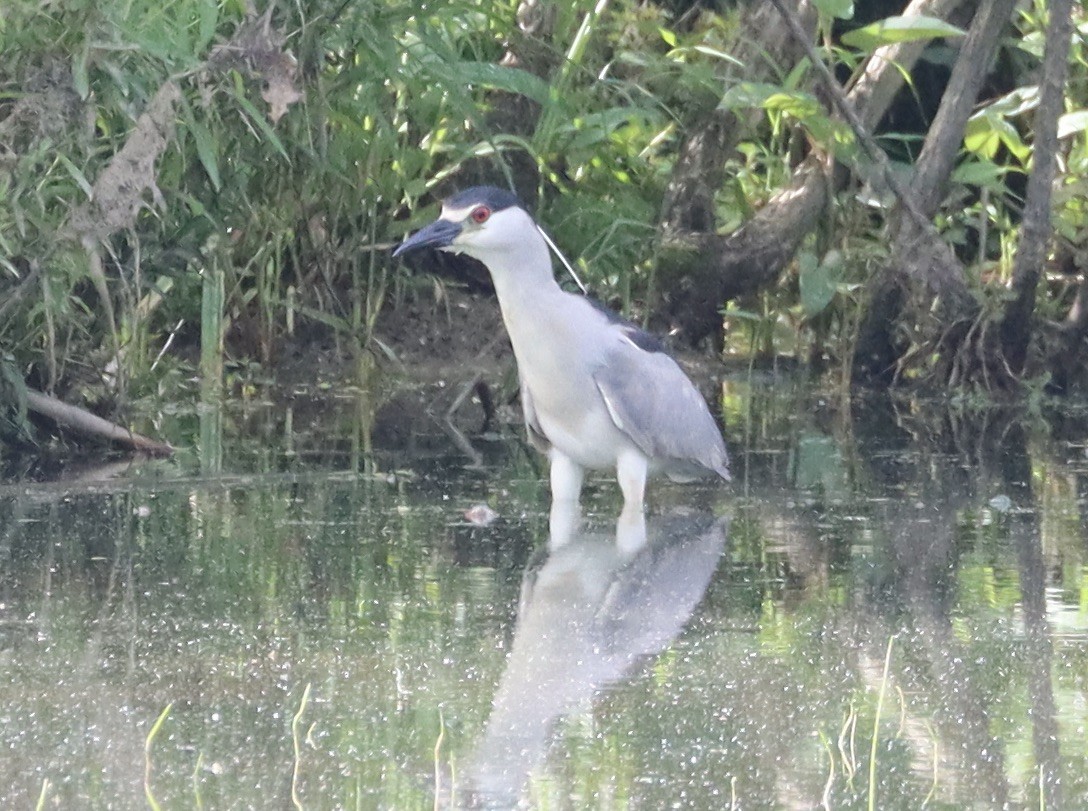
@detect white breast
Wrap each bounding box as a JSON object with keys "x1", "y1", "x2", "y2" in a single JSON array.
[
  {"x1": 501, "y1": 292, "x2": 636, "y2": 470},
  {"x1": 534, "y1": 401, "x2": 628, "y2": 469}
]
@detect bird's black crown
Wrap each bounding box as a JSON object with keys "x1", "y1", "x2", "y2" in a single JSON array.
[{"x1": 445, "y1": 186, "x2": 523, "y2": 213}]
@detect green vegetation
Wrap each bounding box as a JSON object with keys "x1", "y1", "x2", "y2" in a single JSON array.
[
  {"x1": 0, "y1": 0, "x2": 1086, "y2": 433},
  {"x1": 0, "y1": 0, "x2": 681, "y2": 399}
]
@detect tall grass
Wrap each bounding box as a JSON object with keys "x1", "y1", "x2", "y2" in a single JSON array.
[
  {"x1": 3, "y1": 0, "x2": 1087, "y2": 407},
  {"x1": 0, "y1": 0, "x2": 738, "y2": 403}
]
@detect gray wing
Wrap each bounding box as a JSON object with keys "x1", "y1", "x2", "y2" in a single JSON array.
[
  {"x1": 520, "y1": 379, "x2": 551, "y2": 453},
  {"x1": 593, "y1": 341, "x2": 730, "y2": 481}
]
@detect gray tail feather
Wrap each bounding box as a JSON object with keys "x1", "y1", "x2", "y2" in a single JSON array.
[{"x1": 665, "y1": 456, "x2": 731, "y2": 483}]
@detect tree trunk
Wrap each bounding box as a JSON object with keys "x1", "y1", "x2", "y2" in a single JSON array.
[
  {"x1": 658, "y1": 1, "x2": 817, "y2": 235},
  {"x1": 900, "y1": 0, "x2": 1023, "y2": 222},
  {"x1": 1000, "y1": 0, "x2": 1074, "y2": 376},
  {"x1": 1049, "y1": 277, "x2": 1088, "y2": 393},
  {"x1": 657, "y1": 154, "x2": 831, "y2": 343},
  {"x1": 656, "y1": 0, "x2": 968, "y2": 346},
  {"x1": 853, "y1": 0, "x2": 1021, "y2": 384},
  {"x1": 25, "y1": 389, "x2": 174, "y2": 455}
]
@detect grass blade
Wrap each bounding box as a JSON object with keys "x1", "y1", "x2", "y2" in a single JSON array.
[{"x1": 145, "y1": 703, "x2": 174, "y2": 811}]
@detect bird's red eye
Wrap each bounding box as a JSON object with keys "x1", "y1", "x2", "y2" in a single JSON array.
[{"x1": 471, "y1": 206, "x2": 491, "y2": 224}]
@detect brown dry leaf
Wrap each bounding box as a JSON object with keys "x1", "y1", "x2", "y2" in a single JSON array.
[
  {"x1": 261, "y1": 54, "x2": 301, "y2": 123},
  {"x1": 210, "y1": 6, "x2": 302, "y2": 123},
  {"x1": 64, "y1": 80, "x2": 181, "y2": 243}
]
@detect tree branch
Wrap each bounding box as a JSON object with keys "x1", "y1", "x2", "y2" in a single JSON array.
[
  {"x1": 906, "y1": 0, "x2": 1022, "y2": 220},
  {"x1": 768, "y1": 0, "x2": 942, "y2": 237},
  {"x1": 849, "y1": 0, "x2": 969, "y2": 132},
  {"x1": 1000, "y1": 0, "x2": 1074, "y2": 374},
  {"x1": 658, "y1": 0, "x2": 971, "y2": 344}
]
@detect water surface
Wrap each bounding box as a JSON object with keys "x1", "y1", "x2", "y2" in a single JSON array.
[{"x1": 1, "y1": 380, "x2": 1086, "y2": 809}]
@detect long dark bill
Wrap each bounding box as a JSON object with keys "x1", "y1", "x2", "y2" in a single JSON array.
[{"x1": 392, "y1": 219, "x2": 462, "y2": 257}]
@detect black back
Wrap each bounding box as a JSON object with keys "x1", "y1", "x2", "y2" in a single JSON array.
[{"x1": 588, "y1": 298, "x2": 668, "y2": 354}]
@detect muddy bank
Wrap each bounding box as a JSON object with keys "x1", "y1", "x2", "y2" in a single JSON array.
[
  {"x1": 361, "y1": 286, "x2": 733, "y2": 462},
  {"x1": 2, "y1": 284, "x2": 737, "y2": 479}
]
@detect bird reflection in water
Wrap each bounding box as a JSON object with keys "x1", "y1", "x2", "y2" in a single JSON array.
[{"x1": 462, "y1": 501, "x2": 729, "y2": 808}]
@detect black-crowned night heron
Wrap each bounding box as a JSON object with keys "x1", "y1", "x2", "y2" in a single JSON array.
[{"x1": 393, "y1": 186, "x2": 730, "y2": 509}]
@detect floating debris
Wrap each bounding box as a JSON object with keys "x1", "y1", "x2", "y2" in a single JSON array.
[{"x1": 463, "y1": 504, "x2": 499, "y2": 526}]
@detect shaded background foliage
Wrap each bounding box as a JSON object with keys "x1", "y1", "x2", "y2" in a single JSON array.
[{"x1": 0, "y1": 0, "x2": 1085, "y2": 433}]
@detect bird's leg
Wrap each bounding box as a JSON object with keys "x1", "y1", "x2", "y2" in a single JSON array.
[
  {"x1": 616, "y1": 450, "x2": 649, "y2": 555},
  {"x1": 616, "y1": 448, "x2": 648, "y2": 512},
  {"x1": 548, "y1": 451, "x2": 585, "y2": 549},
  {"x1": 548, "y1": 498, "x2": 582, "y2": 550},
  {"x1": 616, "y1": 505, "x2": 647, "y2": 558},
  {"x1": 549, "y1": 449, "x2": 585, "y2": 502}
]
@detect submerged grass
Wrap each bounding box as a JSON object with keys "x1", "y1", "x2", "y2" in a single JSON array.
[
  {"x1": 433, "y1": 707, "x2": 446, "y2": 811},
  {"x1": 144, "y1": 703, "x2": 173, "y2": 811},
  {"x1": 33, "y1": 779, "x2": 49, "y2": 811},
  {"x1": 291, "y1": 682, "x2": 312, "y2": 810},
  {"x1": 868, "y1": 635, "x2": 895, "y2": 811}
]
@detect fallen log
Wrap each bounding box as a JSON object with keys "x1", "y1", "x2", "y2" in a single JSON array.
[{"x1": 25, "y1": 389, "x2": 174, "y2": 456}]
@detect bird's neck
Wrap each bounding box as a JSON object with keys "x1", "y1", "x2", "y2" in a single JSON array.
[
  {"x1": 484, "y1": 236, "x2": 563, "y2": 315},
  {"x1": 479, "y1": 236, "x2": 569, "y2": 373}
]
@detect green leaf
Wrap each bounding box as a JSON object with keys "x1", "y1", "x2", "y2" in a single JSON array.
[
  {"x1": 812, "y1": 0, "x2": 854, "y2": 20},
  {"x1": 231, "y1": 79, "x2": 290, "y2": 161},
  {"x1": 719, "y1": 82, "x2": 777, "y2": 110},
  {"x1": 952, "y1": 160, "x2": 1006, "y2": 187},
  {"x1": 57, "y1": 154, "x2": 93, "y2": 200},
  {"x1": 290, "y1": 303, "x2": 352, "y2": 333},
  {"x1": 763, "y1": 91, "x2": 822, "y2": 119},
  {"x1": 799, "y1": 250, "x2": 842, "y2": 318},
  {"x1": 723, "y1": 307, "x2": 764, "y2": 322},
  {"x1": 445, "y1": 62, "x2": 552, "y2": 106},
  {"x1": 1000, "y1": 127, "x2": 1030, "y2": 162},
  {"x1": 985, "y1": 86, "x2": 1039, "y2": 118},
  {"x1": 1058, "y1": 111, "x2": 1088, "y2": 139},
  {"x1": 841, "y1": 15, "x2": 966, "y2": 52},
  {"x1": 195, "y1": 0, "x2": 220, "y2": 53},
  {"x1": 690, "y1": 45, "x2": 744, "y2": 67},
  {"x1": 964, "y1": 111, "x2": 1028, "y2": 162},
  {"x1": 183, "y1": 106, "x2": 222, "y2": 192},
  {"x1": 720, "y1": 83, "x2": 821, "y2": 118},
  {"x1": 72, "y1": 45, "x2": 90, "y2": 100},
  {"x1": 562, "y1": 107, "x2": 661, "y2": 152},
  {"x1": 964, "y1": 113, "x2": 1003, "y2": 160}
]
